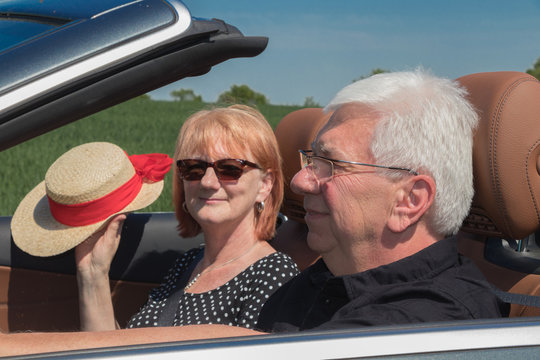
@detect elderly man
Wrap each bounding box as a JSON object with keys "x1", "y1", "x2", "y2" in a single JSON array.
[
  {"x1": 255, "y1": 69, "x2": 508, "y2": 331},
  {"x1": 1, "y1": 70, "x2": 507, "y2": 356}
]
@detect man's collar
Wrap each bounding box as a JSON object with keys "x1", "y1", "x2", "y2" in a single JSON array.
[
  {"x1": 344, "y1": 236, "x2": 458, "y2": 297},
  {"x1": 307, "y1": 237, "x2": 458, "y2": 297}
]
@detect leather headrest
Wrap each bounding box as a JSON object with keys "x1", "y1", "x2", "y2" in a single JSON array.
[
  {"x1": 274, "y1": 108, "x2": 332, "y2": 222},
  {"x1": 458, "y1": 72, "x2": 540, "y2": 239}
]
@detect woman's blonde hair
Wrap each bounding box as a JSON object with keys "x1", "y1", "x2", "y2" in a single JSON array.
[{"x1": 173, "y1": 105, "x2": 284, "y2": 240}]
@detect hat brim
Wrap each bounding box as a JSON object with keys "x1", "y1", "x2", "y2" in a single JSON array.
[{"x1": 11, "y1": 180, "x2": 164, "y2": 257}]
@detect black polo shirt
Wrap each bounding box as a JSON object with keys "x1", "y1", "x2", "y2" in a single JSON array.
[{"x1": 256, "y1": 236, "x2": 509, "y2": 332}]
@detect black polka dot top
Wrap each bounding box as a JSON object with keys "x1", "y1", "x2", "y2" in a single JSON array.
[{"x1": 126, "y1": 247, "x2": 299, "y2": 329}]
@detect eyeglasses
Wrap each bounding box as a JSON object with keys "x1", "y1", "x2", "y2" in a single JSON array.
[
  {"x1": 177, "y1": 158, "x2": 261, "y2": 181},
  {"x1": 299, "y1": 150, "x2": 418, "y2": 180}
]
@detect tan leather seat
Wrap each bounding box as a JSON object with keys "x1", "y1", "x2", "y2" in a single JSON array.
[
  {"x1": 457, "y1": 71, "x2": 540, "y2": 317},
  {"x1": 272, "y1": 108, "x2": 331, "y2": 270}
]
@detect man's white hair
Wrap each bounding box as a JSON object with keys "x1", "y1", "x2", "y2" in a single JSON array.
[{"x1": 324, "y1": 69, "x2": 478, "y2": 236}]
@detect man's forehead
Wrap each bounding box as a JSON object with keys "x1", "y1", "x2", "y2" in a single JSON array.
[
  {"x1": 330, "y1": 103, "x2": 374, "y2": 122},
  {"x1": 312, "y1": 103, "x2": 378, "y2": 155}
]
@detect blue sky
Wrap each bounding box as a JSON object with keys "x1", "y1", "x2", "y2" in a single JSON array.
[{"x1": 150, "y1": 0, "x2": 540, "y2": 105}]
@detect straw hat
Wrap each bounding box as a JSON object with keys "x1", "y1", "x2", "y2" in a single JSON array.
[{"x1": 11, "y1": 142, "x2": 172, "y2": 257}]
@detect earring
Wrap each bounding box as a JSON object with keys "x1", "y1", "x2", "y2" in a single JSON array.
[
  {"x1": 256, "y1": 201, "x2": 265, "y2": 213},
  {"x1": 182, "y1": 202, "x2": 189, "y2": 214}
]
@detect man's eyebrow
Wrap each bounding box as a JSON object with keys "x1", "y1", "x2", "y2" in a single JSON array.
[{"x1": 311, "y1": 141, "x2": 331, "y2": 156}]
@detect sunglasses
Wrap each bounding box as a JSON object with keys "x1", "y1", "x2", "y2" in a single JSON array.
[{"x1": 176, "y1": 158, "x2": 261, "y2": 181}]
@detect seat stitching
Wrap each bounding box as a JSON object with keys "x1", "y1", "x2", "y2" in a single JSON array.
[{"x1": 491, "y1": 76, "x2": 536, "y2": 238}]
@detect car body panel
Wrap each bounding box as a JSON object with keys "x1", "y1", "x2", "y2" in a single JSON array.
[
  {"x1": 1, "y1": 0, "x2": 181, "y2": 94},
  {"x1": 8, "y1": 318, "x2": 540, "y2": 359},
  {"x1": 1, "y1": 0, "x2": 188, "y2": 113}
]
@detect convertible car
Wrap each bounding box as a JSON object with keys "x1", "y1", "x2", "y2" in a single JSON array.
[{"x1": 1, "y1": 0, "x2": 540, "y2": 358}]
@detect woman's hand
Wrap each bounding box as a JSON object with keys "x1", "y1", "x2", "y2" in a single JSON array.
[
  {"x1": 75, "y1": 214, "x2": 126, "y2": 278},
  {"x1": 75, "y1": 214, "x2": 126, "y2": 331}
]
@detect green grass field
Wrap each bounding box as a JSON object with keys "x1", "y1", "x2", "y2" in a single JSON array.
[{"x1": 0, "y1": 99, "x2": 303, "y2": 215}]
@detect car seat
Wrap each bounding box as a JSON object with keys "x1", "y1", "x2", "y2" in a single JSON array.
[
  {"x1": 456, "y1": 71, "x2": 540, "y2": 317},
  {"x1": 272, "y1": 108, "x2": 331, "y2": 270}
]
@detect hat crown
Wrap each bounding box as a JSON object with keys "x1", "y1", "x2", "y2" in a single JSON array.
[{"x1": 45, "y1": 142, "x2": 134, "y2": 205}]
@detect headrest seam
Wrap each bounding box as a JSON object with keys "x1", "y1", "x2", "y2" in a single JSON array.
[
  {"x1": 490, "y1": 76, "x2": 536, "y2": 238},
  {"x1": 526, "y1": 138, "x2": 540, "y2": 230}
]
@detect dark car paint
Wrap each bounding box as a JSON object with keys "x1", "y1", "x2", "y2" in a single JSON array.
[{"x1": 1, "y1": 0, "x2": 176, "y2": 93}]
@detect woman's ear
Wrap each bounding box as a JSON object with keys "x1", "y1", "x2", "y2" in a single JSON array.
[
  {"x1": 256, "y1": 170, "x2": 275, "y2": 203},
  {"x1": 387, "y1": 175, "x2": 436, "y2": 233}
]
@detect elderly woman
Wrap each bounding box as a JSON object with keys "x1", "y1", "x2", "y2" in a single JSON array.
[{"x1": 77, "y1": 105, "x2": 299, "y2": 331}]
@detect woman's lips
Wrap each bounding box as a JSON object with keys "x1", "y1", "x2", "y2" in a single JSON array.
[{"x1": 200, "y1": 197, "x2": 226, "y2": 204}]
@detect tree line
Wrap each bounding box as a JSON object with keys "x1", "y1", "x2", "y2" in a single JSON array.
[
  {"x1": 170, "y1": 85, "x2": 273, "y2": 106},
  {"x1": 168, "y1": 57, "x2": 540, "y2": 106}
]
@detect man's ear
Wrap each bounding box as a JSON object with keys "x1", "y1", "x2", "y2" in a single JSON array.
[
  {"x1": 256, "y1": 170, "x2": 275, "y2": 203},
  {"x1": 387, "y1": 175, "x2": 436, "y2": 233}
]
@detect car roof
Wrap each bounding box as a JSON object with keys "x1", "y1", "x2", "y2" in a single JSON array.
[
  {"x1": 0, "y1": 0, "x2": 183, "y2": 91},
  {"x1": 0, "y1": 0, "x2": 149, "y2": 20}
]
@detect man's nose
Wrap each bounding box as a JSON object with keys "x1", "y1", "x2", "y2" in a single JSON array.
[{"x1": 290, "y1": 166, "x2": 319, "y2": 195}]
